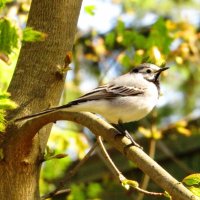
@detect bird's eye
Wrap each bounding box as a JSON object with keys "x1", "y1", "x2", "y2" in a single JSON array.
[
  {"x1": 146, "y1": 69, "x2": 152, "y2": 73},
  {"x1": 132, "y1": 68, "x2": 139, "y2": 73}
]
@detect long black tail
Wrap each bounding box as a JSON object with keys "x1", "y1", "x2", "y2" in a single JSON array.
[
  {"x1": 15, "y1": 84, "x2": 108, "y2": 122},
  {"x1": 14, "y1": 98, "x2": 88, "y2": 122},
  {"x1": 14, "y1": 104, "x2": 70, "y2": 122}
]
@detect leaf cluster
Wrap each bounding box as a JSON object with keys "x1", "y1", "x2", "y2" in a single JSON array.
[
  {"x1": 0, "y1": 92, "x2": 17, "y2": 132},
  {"x1": 0, "y1": 18, "x2": 18, "y2": 55}
]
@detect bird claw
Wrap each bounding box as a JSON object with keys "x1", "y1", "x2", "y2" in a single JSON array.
[
  {"x1": 124, "y1": 130, "x2": 143, "y2": 149},
  {"x1": 114, "y1": 130, "x2": 143, "y2": 154}
]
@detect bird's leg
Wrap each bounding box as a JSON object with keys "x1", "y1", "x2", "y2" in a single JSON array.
[{"x1": 112, "y1": 121, "x2": 142, "y2": 149}]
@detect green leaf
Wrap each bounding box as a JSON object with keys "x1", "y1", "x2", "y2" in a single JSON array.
[
  {"x1": 0, "y1": 0, "x2": 12, "y2": 9},
  {"x1": 68, "y1": 184, "x2": 86, "y2": 200},
  {"x1": 43, "y1": 146, "x2": 55, "y2": 161},
  {"x1": 0, "y1": 18, "x2": 18, "y2": 55},
  {"x1": 44, "y1": 146, "x2": 68, "y2": 161},
  {"x1": 105, "y1": 32, "x2": 116, "y2": 49},
  {"x1": 0, "y1": 109, "x2": 6, "y2": 132},
  {"x1": 189, "y1": 187, "x2": 200, "y2": 197},
  {"x1": 121, "y1": 30, "x2": 146, "y2": 48},
  {"x1": 22, "y1": 27, "x2": 47, "y2": 42},
  {"x1": 0, "y1": 92, "x2": 18, "y2": 110},
  {"x1": 87, "y1": 183, "x2": 103, "y2": 198},
  {"x1": 183, "y1": 174, "x2": 200, "y2": 186},
  {"x1": 119, "y1": 54, "x2": 131, "y2": 68},
  {"x1": 147, "y1": 18, "x2": 173, "y2": 54},
  {"x1": 183, "y1": 174, "x2": 200, "y2": 198},
  {"x1": 84, "y1": 5, "x2": 96, "y2": 16},
  {"x1": 121, "y1": 179, "x2": 139, "y2": 190},
  {"x1": 0, "y1": 92, "x2": 17, "y2": 132},
  {"x1": 116, "y1": 20, "x2": 125, "y2": 34}
]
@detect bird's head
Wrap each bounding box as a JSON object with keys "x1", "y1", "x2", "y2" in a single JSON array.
[{"x1": 130, "y1": 63, "x2": 169, "y2": 82}]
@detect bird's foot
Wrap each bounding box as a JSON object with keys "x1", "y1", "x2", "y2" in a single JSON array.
[
  {"x1": 114, "y1": 129, "x2": 143, "y2": 151},
  {"x1": 123, "y1": 130, "x2": 142, "y2": 149}
]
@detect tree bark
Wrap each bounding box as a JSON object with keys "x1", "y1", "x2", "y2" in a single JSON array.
[{"x1": 0, "y1": 0, "x2": 82, "y2": 199}]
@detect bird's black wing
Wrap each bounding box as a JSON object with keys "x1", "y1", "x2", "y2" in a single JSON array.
[{"x1": 65, "y1": 84, "x2": 145, "y2": 107}]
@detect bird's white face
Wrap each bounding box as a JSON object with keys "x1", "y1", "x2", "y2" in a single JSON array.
[{"x1": 131, "y1": 63, "x2": 168, "y2": 82}]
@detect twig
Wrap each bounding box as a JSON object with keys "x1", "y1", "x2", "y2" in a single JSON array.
[
  {"x1": 41, "y1": 142, "x2": 98, "y2": 200},
  {"x1": 97, "y1": 136, "x2": 126, "y2": 181},
  {"x1": 133, "y1": 187, "x2": 164, "y2": 197},
  {"x1": 136, "y1": 138, "x2": 157, "y2": 200},
  {"x1": 42, "y1": 188, "x2": 71, "y2": 198},
  {"x1": 97, "y1": 136, "x2": 165, "y2": 198}
]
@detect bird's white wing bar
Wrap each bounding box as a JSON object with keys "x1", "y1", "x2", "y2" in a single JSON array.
[
  {"x1": 106, "y1": 85, "x2": 145, "y2": 96},
  {"x1": 71, "y1": 84, "x2": 145, "y2": 103}
]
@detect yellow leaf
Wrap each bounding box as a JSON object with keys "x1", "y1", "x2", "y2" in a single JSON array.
[
  {"x1": 138, "y1": 127, "x2": 151, "y2": 138},
  {"x1": 166, "y1": 20, "x2": 177, "y2": 30},
  {"x1": 136, "y1": 49, "x2": 144, "y2": 56},
  {"x1": 175, "y1": 56, "x2": 183, "y2": 64},
  {"x1": 177, "y1": 127, "x2": 191, "y2": 136},
  {"x1": 175, "y1": 120, "x2": 188, "y2": 127},
  {"x1": 139, "y1": 126, "x2": 162, "y2": 139},
  {"x1": 152, "y1": 126, "x2": 162, "y2": 140},
  {"x1": 149, "y1": 46, "x2": 165, "y2": 66}
]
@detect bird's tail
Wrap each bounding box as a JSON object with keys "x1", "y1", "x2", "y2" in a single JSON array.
[
  {"x1": 14, "y1": 104, "x2": 70, "y2": 122},
  {"x1": 14, "y1": 97, "x2": 88, "y2": 122}
]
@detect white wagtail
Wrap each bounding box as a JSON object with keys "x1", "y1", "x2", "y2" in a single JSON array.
[{"x1": 16, "y1": 63, "x2": 168, "y2": 146}]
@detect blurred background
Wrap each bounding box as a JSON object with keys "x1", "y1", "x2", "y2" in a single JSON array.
[{"x1": 0, "y1": 0, "x2": 200, "y2": 199}]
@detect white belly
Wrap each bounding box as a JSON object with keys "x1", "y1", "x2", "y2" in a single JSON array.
[
  {"x1": 103, "y1": 95, "x2": 158, "y2": 123},
  {"x1": 66, "y1": 93, "x2": 158, "y2": 124}
]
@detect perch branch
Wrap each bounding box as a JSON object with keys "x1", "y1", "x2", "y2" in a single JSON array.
[{"x1": 11, "y1": 111, "x2": 198, "y2": 200}]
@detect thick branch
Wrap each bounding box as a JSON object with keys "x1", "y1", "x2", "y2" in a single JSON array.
[
  {"x1": 0, "y1": 1, "x2": 83, "y2": 199},
  {"x1": 6, "y1": 0, "x2": 83, "y2": 154},
  {"x1": 14, "y1": 111, "x2": 197, "y2": 200}
]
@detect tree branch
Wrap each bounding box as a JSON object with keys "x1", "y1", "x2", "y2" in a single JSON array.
[
  {"x1": 136, "y1": 137, "x2": 157, "y2": 200},
  {"x1": 14, "y1": 111, "x2": 198, "y2": 200},
  {"x1": 97, "y1": 136, "x2": 164, "y2": 198}
]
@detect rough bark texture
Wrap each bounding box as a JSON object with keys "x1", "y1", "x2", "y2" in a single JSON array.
[{"x1": 0, "y1": 0, "x2": 82, "y2": 199}]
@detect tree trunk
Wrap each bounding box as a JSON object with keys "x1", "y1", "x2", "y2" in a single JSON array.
[{"x1": 0, "y1": 0, "x2": 82, "y2": 199}]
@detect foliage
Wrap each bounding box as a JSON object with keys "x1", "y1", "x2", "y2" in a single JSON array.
[
  {"x1": 0, "y1": 92, "x2": 17, "y2": 132},
  {"x1": 183, "y1": 174, "x2": 200, "y2": 197},
  {"x1": 68, "y1": 183, "x2": 103, "y2": 200},
  {"x1": 22, "y1": 27, "x2": 47, "y2": 42},
  {"x1": 0, "y1": 0, "x2": 11, "y2": 8},
  {"x1": 84, "y1": 5, "x2": 96, "y2": 16},
  {"x1": 0, "y1": 18, "x2": 18, "y2": 55}
]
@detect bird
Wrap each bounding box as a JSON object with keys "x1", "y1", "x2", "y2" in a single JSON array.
[{"x1": 15, "y1": 63, "x2": 168, "y2": 146}]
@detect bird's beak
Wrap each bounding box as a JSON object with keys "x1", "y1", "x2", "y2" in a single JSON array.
[
  {"x1": 156, "y1": 67, "x2": 169, "y2": 73},
  {"x1": 154, "y1": 67, "x2": 169, "y2": 80}
]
